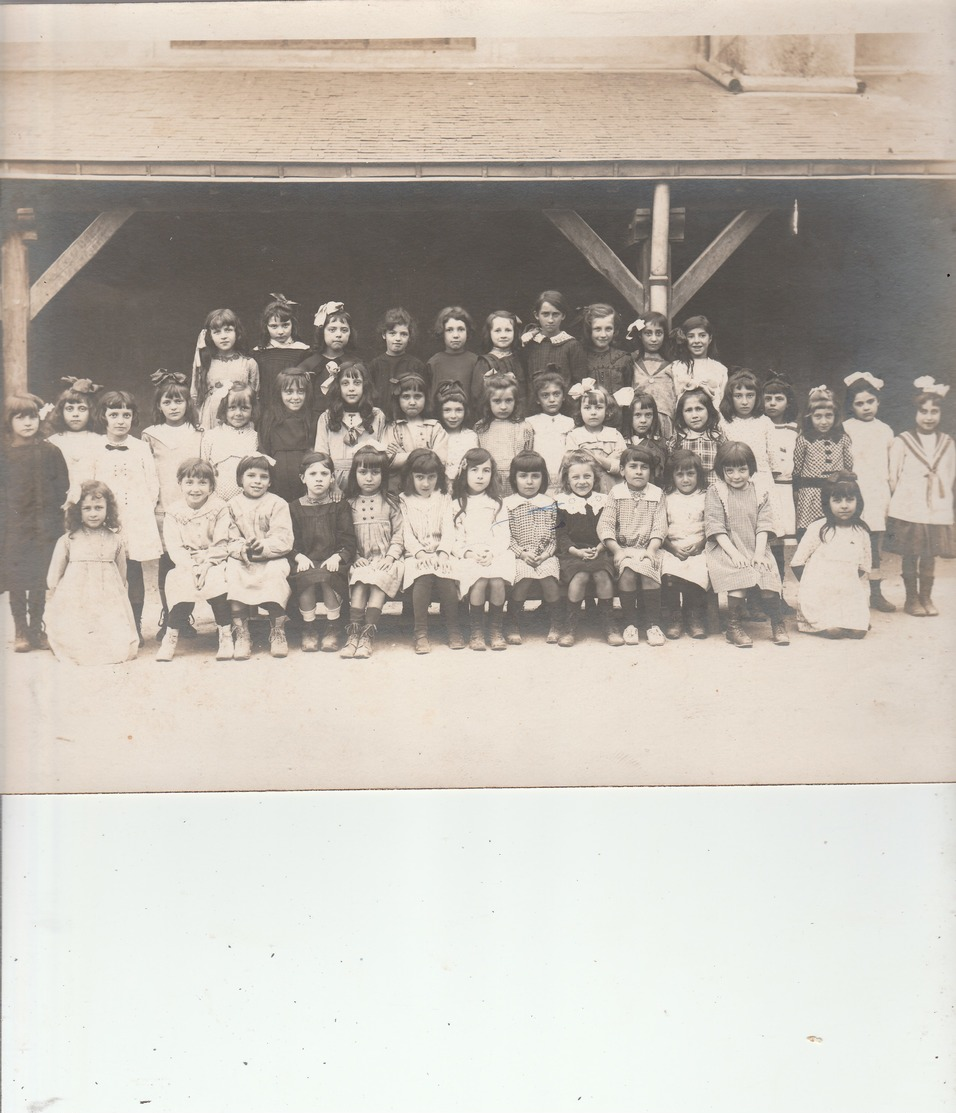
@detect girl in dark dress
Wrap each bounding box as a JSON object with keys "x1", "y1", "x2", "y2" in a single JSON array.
[{"x1": 257, "y1": 368, "x2": 318, "y2": 503}]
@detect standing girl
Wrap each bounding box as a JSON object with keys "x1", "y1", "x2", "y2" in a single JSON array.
[
  {"x1": 597, "y1": 446, "x2": 666, "y2": 647},
  {"x1": 502, "y1": 450, "x2": 561, "y2": 645},
  {"x1": 342, "y1": 446, "x2": 405, "y2": 660},
  {"x1": 705, "y1": 441, "x2": 788, "y2": 648},
  {"x1": 555, "y1": 449, "x2": 618, "y2": 647},
  {"x1": 427, "y1": 306, "x2": 480, "y2": 399},
  {"x1": 659, "y1": 449, "x2": 710, "y2": 640},
  {"x1": 719, "y1": 369, "x2": 777, "y2": 535},
  {"x1": 296, "y1": 301, "x2": 359, "y2": 416},
  {"x1": 521, "y1": 290, "x2": 588, "y2": 386},
  {"x1": 257, "y1": 368, "x2": 318, "y2": 503},
  {"x1": 436, "y1": 380, "x2": 479, "y2": 478},
  {"x1": 368, "y1": 307, "x2": 427, "y2": 408},
  {"x1": 617, "y1": 387, "x2": 668, "y2": 484},
  {"x1": 91, "y1": 390, "x2": 163, "y2": 644},
  {"x1": 629, "y1": 312, "x2": 677, "y2": 437},
  {"x1": 581, "y1": 303, "x2": 631, "y2": 395},
  {"x1": 399, "y1": 448, "x2": 463, "y2": 654},
  {"x1": 384, "y1": 370, "x2": 448, "y2": 490},
  {"x1": 791, "y1": 472, "x2": 871, "y2": 638},
  {"x1": 289, "y1": 451, "x2": 357, "y2": 653},
  {"x1": 525, "y1": 368, "x2": 573, "y2": 498},
  {"x1": 252, "y1": 293, "x2": 312, "y2": 400},
  {"x1": 190, "y1": 308, "x2": 259, "y2": 433},
  {"x1": 313, "y1": 359, "x2": 386, "y2": 494},
  {"x1": 842, "y1": 371, "x2": 896, "y2": 612},
  {"x1": 475, "y1": 310, "x2": 528, "y2": 407},
  {"x1": 46, "y1": 376, "x2": 102, "y2": 502},
  {"x1": 670, "y1": 315, "x2": 728, "y2": 405},
  {"x1": 451, "y1": 447, "x2": 515, "y2": 651},
  {"x1": 45, "y1": 480, "x2": 139, "y2": 665},
  {"x1": 200, "y1": 383, "x2": 260, "y2": 501},
  {"x1": 565, "y1": 379, "x2": 626, "y2": 493},
  {"x1": 885, "y1": 377, "x2": 955, "y2": 617},
  {"x1": 157, "y1": 458, "x2": 232, "y2": 662},
  {"x1": 225, "y1": 454, "x2": 294, "y2": 659},
  {"x1": 1, "y1": 394, "x2": 69, "y2": 651},
  {"x1": 669, "y1": 387, "x2": 725, "y2": 487},
  {"x1": 762, "y1": 372, "x2": 800, "y2": 584},
  {"x1": 475, "y1": 373, "x2": 534, "y2": 497},
  {"x1": 142, "y1": 369, "x2": 203, "y2": 638},
  {"x1": 793, "y1": 385, "x2": 854, "y2": 538}
]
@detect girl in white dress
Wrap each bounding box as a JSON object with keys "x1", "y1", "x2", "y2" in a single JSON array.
[
  {"x1": 842, "y1": 371, "x2": 896, "y2": 613},
  {"x1": 46, "y1": 377, "x2": 102, "y2": 503},
  {"x1": 791, "y1": 472, "x2": 871, "y2": 638},
  {"x1": 670, "y1": 314, "x2": 728, "y2": 405}
]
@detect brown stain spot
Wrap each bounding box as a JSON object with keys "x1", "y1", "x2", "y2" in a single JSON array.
[{"x1": 806, "y1": 1035, "x2": 823, "y2": 1043}]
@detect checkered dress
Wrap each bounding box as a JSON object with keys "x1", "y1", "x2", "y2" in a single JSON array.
[
  {"x1": 597, "y1": 482, "x2": 666, "y2": 582},
  {"x1": 667, "y1": 429, "x2": 725, "y2": 486},
  {"x1": 503, "y1": 492, "x2": 560, "y2": 580},
  {"x1": 793, "y1": 433, "x2": 854, "y2": 530}
]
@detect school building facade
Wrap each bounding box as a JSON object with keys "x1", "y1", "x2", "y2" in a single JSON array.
[{"x1": 2, "y1": 10, "x2": 954, "y2": 427}]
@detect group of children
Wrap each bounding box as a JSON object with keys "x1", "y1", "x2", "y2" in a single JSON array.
[{"x1": 1, "y1": 289, "x2": 953, "y2": 665}]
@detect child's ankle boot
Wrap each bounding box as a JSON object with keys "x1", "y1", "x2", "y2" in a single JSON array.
[
  {"x1": 232, "y1": 617, "x2": 252, "y2": 660},
  {"x1": 269, "y1": 615, "x2": 288, "y2": 658},
  {"x1": 504, "y1": 600, "x2": 524, "y2": 645},
  {"x1": 321, "y1": 615, "x2": 344, "y2": 652},
  {"x1": 340, "y1": 621, "x2": 361, "y2": 658},
  {"x1": 13, "y1": 615, "x2": 31, "y2": 653},
  {"x1": 546, "y1": 600, "x2": 564, "y2": 645},
  {"x1": 132, "y1": 604, "x2": 145, "y2": 648},
  {"x1": 354, "y1": 623, "x2": 376, "y2": 659},
  {"x1": 413, "y1": 620, "x2": 431, "y2": 655},
  {"x1": 597, "y1": 598, "x2": 625, "y2": 646},
  {"x1": 724, "y1": 597, "x2": 753, "y2": 648},
  {"x1": 559, "y1": 601, "x2": 578, "y2": 648},
  {"x1": 661, "y1": 580, "x2": 683, "y2": 640},
  {"x1": 685, "y1": 588, "x2": 708, "y2": 639},
  {"x1": 468, "y1": 604, "x2": 487, "y2": 651},
  {"x1": 763, "y1": 595, "x2": 790, "y2": 646},
  {"x1": 487, "y1": 603, "x2": 507, "y2": 650},
  {"x1": 869, "y1": 579, "x2": 896, "y2": 613},
  {"x1": 919, "y1": 577, "x2": 938, "y2": 616},
  {"x1": 156, "y1": 628, "x2": 179, "y2": 662},
  {"x1": 903, "y1": 574, "x2": 926, "y2": 616},
  {"x1": 216, "y1": 623, "x2": 234, "y2": 661}
]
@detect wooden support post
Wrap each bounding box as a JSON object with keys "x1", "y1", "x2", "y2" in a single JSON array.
[
  {"x1": 2, "y1": 214, "x2": 32, "y2": 396},
  {"x1": 30, "y1": 209, "x2": 135, "y2": 319},
  {"x1": 671, "y1": 209, "x2": 772, "y2": 316},
  {"x1": 542, "y1": 209, "x2": 645, "y2": 312},
  {"x1": 648, "y1": 183, "x2": 671, "y2": 318}
]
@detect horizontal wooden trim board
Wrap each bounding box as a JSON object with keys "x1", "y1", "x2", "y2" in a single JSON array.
[{"x1": 1, "y1": 160, "x2": 955, "y2": 182}]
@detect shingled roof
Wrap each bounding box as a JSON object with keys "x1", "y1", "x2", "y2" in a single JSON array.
[{"x1": 3, "y1": 68, "x2": 953, "y2": 179}]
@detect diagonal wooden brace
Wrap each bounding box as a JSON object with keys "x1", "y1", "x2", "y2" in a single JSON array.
[
  {"x1": 542, "y1": 209, "x2": 645, "y2": 312},
  {"x1": 671, "y1": 209, "x2": 771, "y2": 316}
]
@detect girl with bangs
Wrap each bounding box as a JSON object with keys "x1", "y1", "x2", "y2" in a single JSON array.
[
  {"x1": 581, "y1": 303, "x2": 631, "y2": 395},
  {"x1": 313, "y1": 358, "x2": 385, "y2": 495},
  {"x1": 190, "y1": 308, "x2": 259, "y2": 433},
  {"x1": 258, "y1": 367, "x2": 318, "y2": 503},
  {"x1": 47, "y1": 376, "x2": 102, "y2": 502},
  {"x1": 252, "y1": 293, "x2": 312, "y2": 399}
]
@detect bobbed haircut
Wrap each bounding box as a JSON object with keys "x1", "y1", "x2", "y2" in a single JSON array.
[
  {"x1": 236, "y1": 454, "x2": 275, "y2": 484},
  {"x1": 378, "y1": 306, "x2": 417, "y2": 345},
  {"x1": 176, "y1": 457, "x2": 216, "y2": 485},
  {"x1": 481, "y1": 309, "x2": 521, "y2": 351},
  {"x1": 619, "y1": 445, "x2": 659, "y2": 471},
  {"x1": 298, "y1": 450, "x2": 335, "y2": 476},
  {"x1": 344, "y1": 445, "x2": 391, "y2": 500},
  {"x1": 65, "y1": 479, "x2": 121, "y2": 533},
  {"x1": 432, "y1": 305, "x2": 475, "y2": 339},
  {"x1": 720, "y1": 368, "x2": 765, "y2": 422},
  {"x1": 509, "y1": 449, "x2": 550, "y2": 494},
  {"x1": 533, "y1": 289, "x2": 571, "y2": 318},
  {"x1": 401, "y1": 447, "x2": 448, "y2": 494},
  {"x1": 663, "y1": 449, "x2": 706, "y2": 493},
  {"x1": 96, "y1": 390, "x2": 138, "y2": 433},
  {"x1": 714, "y1": 440, "x2": 757, "y2": 477},
  {"x1": 5, "y1": 392, "x2": 43, "y2": 425}
]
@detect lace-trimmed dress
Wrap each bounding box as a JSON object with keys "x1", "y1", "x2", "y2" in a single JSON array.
[
  {"x1": 45, "y1": 527, "x2": 138, "y2": 665},
  {"x1": 555, "y1": 491, "x2": 614, "y2": 582},
  {"x1": 47, "y1": 430, "x2": 103, "y2": 504},
  {"x1": 451, "y1": 493, "x2": 516, "y2": 595}
]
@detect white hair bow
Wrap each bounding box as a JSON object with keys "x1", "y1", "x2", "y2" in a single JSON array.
[
  {"x1": 613, "y1": 386, "x2": 635, "y2": 408},
  {"x1": 844, "y1": 372, "x2": 884, "y2": 391},
  {"x1": 38, "y1": 402, "x2": 54, "y2": 420},
  {"x1": 567, "y1": 378, "x2": 597, "y2": 401},
  {"x1": 914, "y1": 376, "x2": 950, "y2": 397},
  {"x1": 313, "y1": 301, "x2": 345, "y2": 329},
  {"x1": 259, "y1": 454, "x2": 277, "y2": 467},
  {"x1": 625, "y1": 318, "x2": 647, "y2": 340},
  {"x1": 319, "y1": 361, "x2": 341, "y2": 395}
]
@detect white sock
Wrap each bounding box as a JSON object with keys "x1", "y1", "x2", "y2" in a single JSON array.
[
  {"x1": 300, "y1": 609, "x2": 316, "y2": 622},
  {"x1": 326, "y1": 606, "x2": 341, "y2": 622}
]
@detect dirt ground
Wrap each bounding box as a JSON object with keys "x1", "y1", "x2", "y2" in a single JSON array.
[{"x1": 3, "y1": 556, "x2": 954, "y2": 793}]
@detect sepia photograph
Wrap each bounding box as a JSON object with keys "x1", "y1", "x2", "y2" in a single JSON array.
[{"x1": 2, "y1": 2, "x2": 955, "y2": 1109}]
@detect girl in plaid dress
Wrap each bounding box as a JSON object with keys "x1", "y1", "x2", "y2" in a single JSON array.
[
  {"x1": 705, "y1": 441, "x2": 789, "y2": 649},
  {"x1": 793, "y1": 386, "x2": 854, "y2": 539},
  {"x1": 399, "y1": 448, "x2": 463, "y2": 654},
  {"x1": 597, "y1": 445, "x2": 667, "y2": 646},
  {"x1": 669, "y1": 387, "x2": 725, "y2": 487},
  {"x1": 502, "y1": 450, "x2": 561, "y2": 645}
]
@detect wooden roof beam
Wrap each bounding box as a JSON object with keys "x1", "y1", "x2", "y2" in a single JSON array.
[
  {"x1": 542, "y1": 208, "x2": 644, "y2": 312},
  {"x1": 671, "y1": 208, "x2": 771, "y2": 316},
  {"x1": 30, "y1": 208, "x2": 135, "y2": 319}
]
